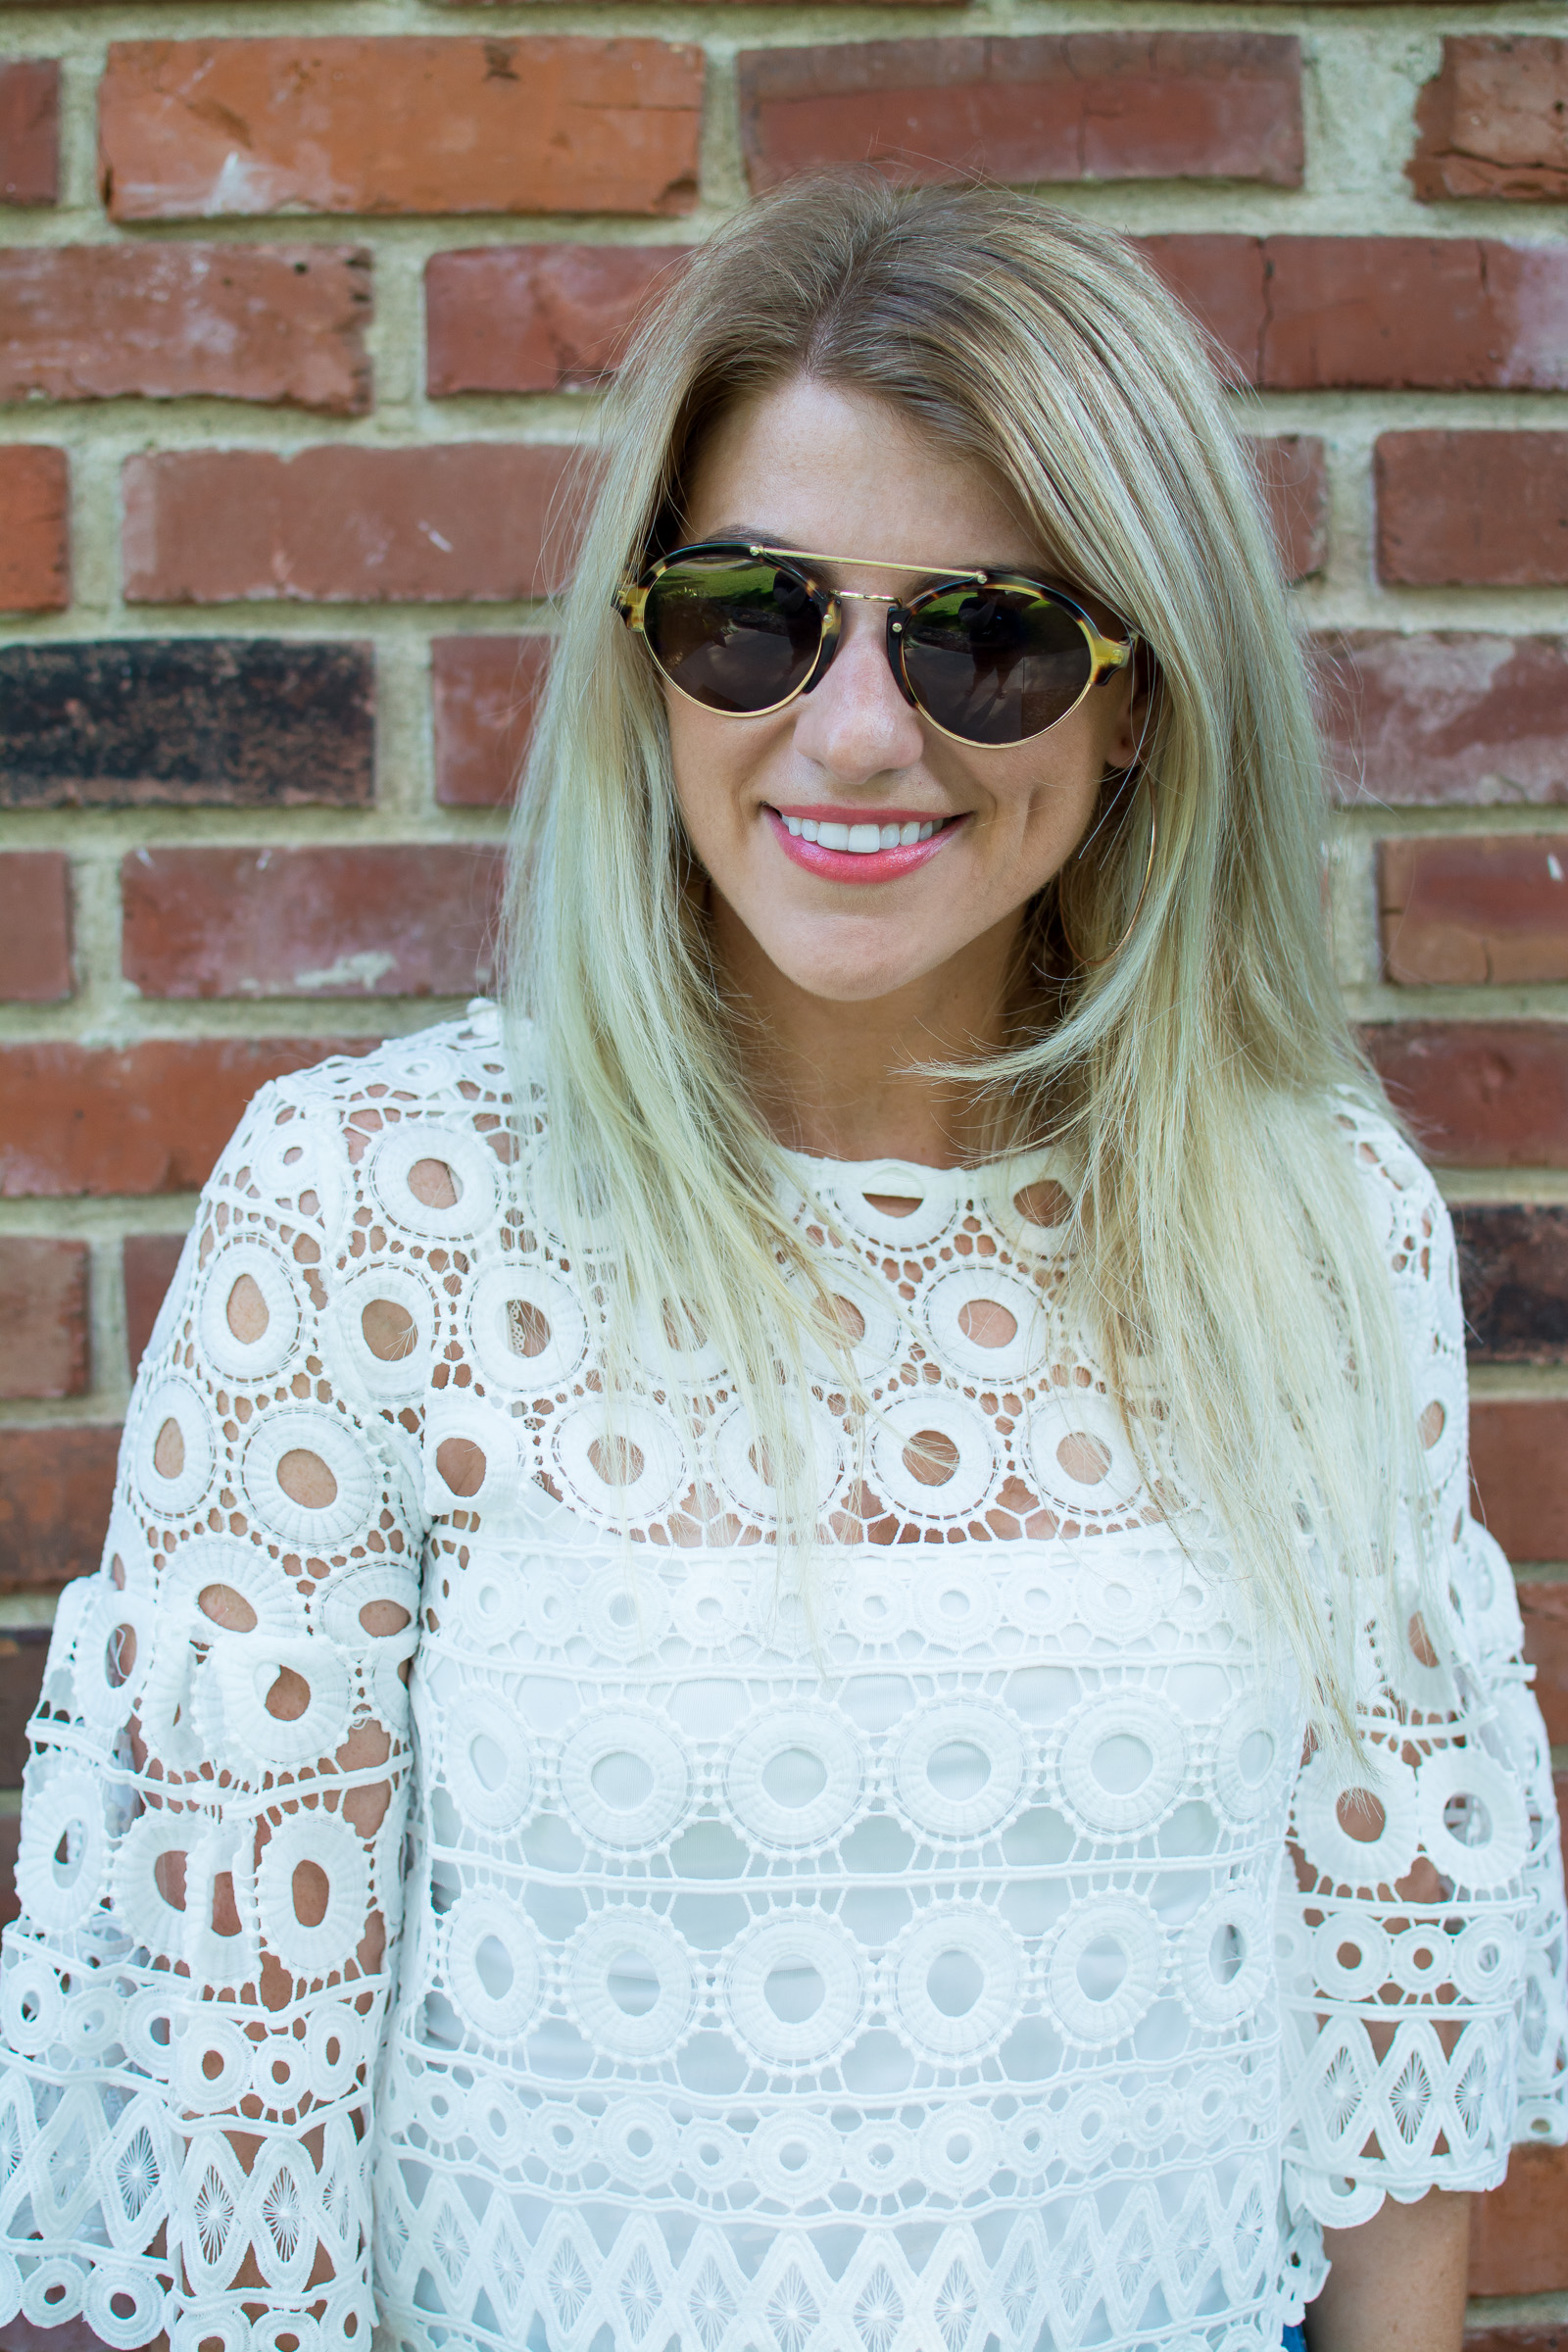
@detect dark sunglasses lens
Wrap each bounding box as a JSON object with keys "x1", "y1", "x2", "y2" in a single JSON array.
[
  {"x1": 641, "y1": 553, "x2": 823, "y2": 714},
  {"x1": 902, "y1": 586, "x2": 1095, "y2": 746}
]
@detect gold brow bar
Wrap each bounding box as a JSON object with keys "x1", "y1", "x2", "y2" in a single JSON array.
[{"x1": 755, "y1": 543, "x2": 990, "y2": 594}]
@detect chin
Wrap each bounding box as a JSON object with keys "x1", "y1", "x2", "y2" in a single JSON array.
[{"x1": 783, "y1": 955, "x2": 944, "y2": 1006}]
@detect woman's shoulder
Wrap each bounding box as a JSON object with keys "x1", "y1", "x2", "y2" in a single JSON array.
[
  {"x1": 262, "y1": 999, "x2": 525, "y2": 1124},
  {"x1": 1326, "y1": 1085, "x2": 1451, "y2": 1267},
  {"x1": 1321, "y1": 1097, "x2": 1466, "y2": 1409},
  {"x1": 206, "y1": 1000, "x2": 544, "y2": 1235},
  {"x1": 224, "y1": 1001, "x2": 543, "y2": 1159}
]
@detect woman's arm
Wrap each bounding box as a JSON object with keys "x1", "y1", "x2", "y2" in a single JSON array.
[
  {"x1": 1307, "y1": 2187, "x2": 1470, "y2": 2352},
  {"x1": 1278, "y1": 1113, "x2": 1566, "y2": 2325},
  {"x1": 0, "y1": 1073, "x2": 427, "y2": 2350}
]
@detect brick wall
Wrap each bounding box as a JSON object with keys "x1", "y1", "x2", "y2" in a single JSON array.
[{"x1": 1, "y1": 0, "x2": 1565, "y2": 2328}]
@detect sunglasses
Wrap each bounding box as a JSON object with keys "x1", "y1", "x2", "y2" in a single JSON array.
[{"x1": 615, "y1": 539, "x2": 1138, "y2": 750}]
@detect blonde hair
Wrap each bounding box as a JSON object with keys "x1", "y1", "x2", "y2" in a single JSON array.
[{"x1": 506, "y1": 176, "x2": 1430, "y2": 1733}]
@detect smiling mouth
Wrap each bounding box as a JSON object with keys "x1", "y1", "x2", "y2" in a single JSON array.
[{"x1": 772, "y1": 811, "x2": 954, "y2": 853}]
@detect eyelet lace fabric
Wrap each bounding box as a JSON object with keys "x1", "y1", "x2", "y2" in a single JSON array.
[{"x1": 0, "y1": 1002, "x2": 1562, "y2": 2352}]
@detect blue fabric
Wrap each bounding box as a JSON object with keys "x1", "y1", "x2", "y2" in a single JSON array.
[{"x1": 1282, "y1": 2328, "x2": 1308, "y2": 2351}]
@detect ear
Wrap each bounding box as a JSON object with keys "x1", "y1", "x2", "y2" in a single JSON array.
[
  {"x1": 1105, "y1": 702, "x2": 1139, "y2": 772},
  {"x1": 1104, "y1": 645, "x2": 1153, "y2": 772}
]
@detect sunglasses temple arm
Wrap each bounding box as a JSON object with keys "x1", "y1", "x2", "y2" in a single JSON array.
[{"x1": 1094, "y1": 627, "x2": 1137, "y2": 677}]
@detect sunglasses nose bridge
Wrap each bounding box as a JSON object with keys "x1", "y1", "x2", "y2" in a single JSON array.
[
  {"x1": 791, "y1": 602, "x2": 925, "y2": 770},
  {"x1": 884, "y1": 601, "x2": 919, "y2": 710}
]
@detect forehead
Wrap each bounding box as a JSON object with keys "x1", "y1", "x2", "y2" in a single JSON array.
[{"x1": 683, "y1": 378, "x2": 1045, "y2": 573}]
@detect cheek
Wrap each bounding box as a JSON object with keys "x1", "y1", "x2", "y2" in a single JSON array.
[
  {"x1": 984, "y1": 741, "x2": 1105, "y2": 872},
  {"x1": 667, "y1": 702, "x2": 787, "y2": 858},
  {"x1": 666, "y1": 705, "x2": 736, "y2": 845}
]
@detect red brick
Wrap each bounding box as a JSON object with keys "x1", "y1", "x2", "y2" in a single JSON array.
[
  {"x1": 1471, "y1": 1401, "x2": 1568, "y2": 1564},
  {"x1": 122, "y1": 444, "x2": 584, "y2": 606},
  {"x1": 0, "y1": 1633, "x2": 50, "y2": 1789},
  {"x1": 0, "y1": 852, "x2": 71, "y2": 1003},
  {"x1": 0, "y1": 1037, "x2": 376, "y2": 1199},
  {"x1": 1518, "y1": 1581, "x2": 1568, "y2": 1746},
  {"x1": 0, "y1": 1241, "x2": 88, "y2": 1401},
  {"x1": 737, "y1": 35, "x2": 1303, "y2": 194},
  {"x1": 1380, "y1": 837, "x2": 1568, "y2": 986},
  {"x1": 1378, "y1": 434, "x2": 1568, "y2": 589},
  {"x1": 0, "y1": 445, "x2": 68, "y2": 613},
  {"x1": 99, "y1": 38, "x2": 703, "y2": 221},
  {"x1": 122, "y1": 1231, "x2": 187, "y2": 1376},
  {"x1": 426, "y1": 244, "x2": 686, "y2": 397},
  {"x1": 122, "y1": 846, "x2": 506, "y2": 999},
  {"x1": 1140, "y1": 236, "x2": 1568, "y2": 392},
  {"x1": 0, "y1": 61, "x2": 58, "y2": 207},
  {"x1": 432, "y1": 636, "x2": 551, "y2": 808},
  {"x1": 0, "y1": 1819, "x2": 18, "y2": 1930},
  {"x1": 1471, "y1": 2144, "x2": 1568, "y2": 2296},
  {"x1": 1135, "y1": 236, "x2": 1265, "y2": 380},
  {"x1": 0, "y1": 244, "x2": 370, "y2": 415},
  {"x1": 1, "y1": 641, "x2": 374, "y2": 810},
  {"x1": 1363, "y1": 1022, "x2": 1568, "y2": 1169},
  {"x1": 1265, "y1": 238, "x2": 1568, "y2": 391},
  {"x1": 0, "y1": 1426, "x2": 120, "y2": 1592},
  {"x1": 1454, "y1": 1204, "x2": 1568, "y2": 1365},
  {"x1": 1253, "y1": 435, "x2": 1326, "y2": 583},
  {"x1": 1318, "y1": 634, "x2": 1568, "y2": 809},
  {"x1": 1411, "y1": 37, "x2": 1568, "y2": 205}
]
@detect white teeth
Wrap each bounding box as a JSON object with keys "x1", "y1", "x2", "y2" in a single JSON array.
[{"x1": 778, "y1": 812, "x2": 945, "y2": 852}]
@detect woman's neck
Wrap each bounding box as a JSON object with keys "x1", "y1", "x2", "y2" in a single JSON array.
[{"x1": 710, "y1": 895, "x2": 1022, "y2": 1167}]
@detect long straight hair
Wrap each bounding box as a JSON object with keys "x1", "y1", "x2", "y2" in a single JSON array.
[{"x1": 506, "y1": 177, "x2": 1432, "y2": 1732}]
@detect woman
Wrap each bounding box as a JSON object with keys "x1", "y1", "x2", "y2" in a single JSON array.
[{"x1": 0, "y1": 180, "x2": 1560, "y2": 2352}]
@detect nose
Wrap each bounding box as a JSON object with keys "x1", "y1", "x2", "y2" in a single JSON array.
[{"x1": 790, "y1": 598, "x2": 926, "y2": 784}]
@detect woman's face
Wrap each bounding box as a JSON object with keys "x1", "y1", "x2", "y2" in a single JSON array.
[{"x1": 667, "y1": 376, "x2": 1140, "y2": 1009}]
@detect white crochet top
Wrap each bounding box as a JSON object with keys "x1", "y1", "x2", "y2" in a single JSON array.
[{"x1": 2, "y1": 1003, "x2": 1562, "y2": 2352}]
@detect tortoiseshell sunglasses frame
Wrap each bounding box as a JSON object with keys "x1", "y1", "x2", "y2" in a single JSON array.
[{"x1": 615, "y1": 540, "x2": 1138, "y2": 748}]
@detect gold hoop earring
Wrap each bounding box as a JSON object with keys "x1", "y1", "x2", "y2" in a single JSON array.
[{"x1": 1057, "y1": 775, "x2": 1157, "y2": 970}]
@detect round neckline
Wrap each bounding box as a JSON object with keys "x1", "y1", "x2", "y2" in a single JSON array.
[{"x1": 778, "y1": 1139, "x2": 1067, "y2": 1198}]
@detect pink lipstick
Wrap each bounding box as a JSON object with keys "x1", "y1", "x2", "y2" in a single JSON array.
[{"x1": 766, "y1": 805, "x2": 963, "y2": 885}]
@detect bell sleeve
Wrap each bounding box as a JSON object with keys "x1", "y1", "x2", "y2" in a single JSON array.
[
  {"x1": 0, "y1": 1074, "x2": 428, "y2": 2351},
  {"x1": 1279, "y1": 1109, "x2": 1568, "y2": 2261}
]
